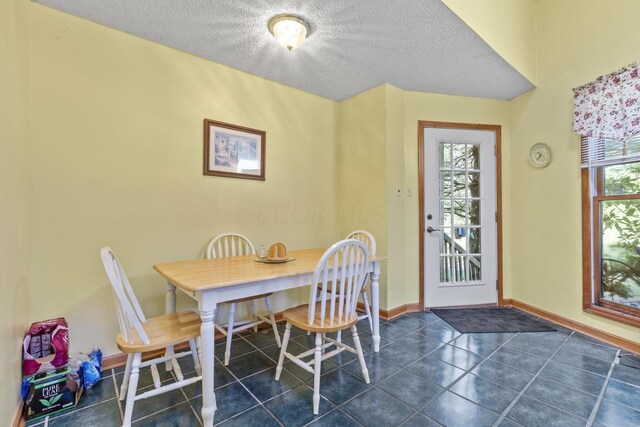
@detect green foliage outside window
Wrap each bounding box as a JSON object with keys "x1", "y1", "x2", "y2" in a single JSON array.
[{"x1": 601, "y1": 162, "x2": 640, "y2": 306}]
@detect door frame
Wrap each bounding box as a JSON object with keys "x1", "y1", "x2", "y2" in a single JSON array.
[{"x1": 418, "y1": 120, "x2": 504, "y2": 309}]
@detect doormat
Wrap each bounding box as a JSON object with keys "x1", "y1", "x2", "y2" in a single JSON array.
[{"x1": 431, "y1": 307, "x2": 557, "y2": 333}]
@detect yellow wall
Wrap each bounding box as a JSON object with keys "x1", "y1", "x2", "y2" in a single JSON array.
[
  {"x1": 509, "y1": 0, "x2": 640, "y2": 342},
  {"x1": 442, "y1": 0, "x2": 538, "y2": 86},
  {"x1": 0, "y1": 0, "x2": 30, "y2": 423},
  {"x1": 27, "y1": 4, "x2": 339, "y2": 356},
  {"x1": 337, "y1": 85, "x2": 389, "y2": 307},
  {"x1": 385, "y1": 85, "x2": 407, "y2": 309}
]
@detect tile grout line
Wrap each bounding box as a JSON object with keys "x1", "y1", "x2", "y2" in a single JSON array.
[
  {"x1": 210, "y1": 316, "x2": 622, "y2": 426},
  {"x1": 61, "y1": 316, "x2": 632, "y2": 427},
  {"x1": 111, "y1": 368, "x2": 124, "y2": 423},
  {"x1": 131, "y1": 401, "x2": 192, "y2": 425},
  {"x1": 300, "y1": 377, "x2": 386, "y2": 427},
  {"x1": 245, "y1": 330, "x2": 371, "y2": 426},
  {"x1": 315, "y1": 321, "x2": 492, "y2": 414},
  {"x1": 163, "y1": 319, "x2": 591, "y2": 423},
  {"x1": 214, "y1": 334, "x2": 285, "y2": 427},
  {"x1": 228, "y1": 322, "x2": 631, "y2": 426},
  {"x1": 586, "y1": 348, "x2": 621, "y2": 427},
  {"x1": 305, "y1": 324, "x2": 509, "y2": 425},
  {"x1": 121, "y1": 364, "x2": 202, "y2": 425},
  {"x1": 263, "y1": 321, "x2": 432, "y2": 426},
  {"x1": 491, "y1": 331, "x2": 575, "y2": 427},
  {"x1": 320, "y1": 325, "x2": 519, "y2": 424},
  {"x1": 397, "y1": 413, "x2": 445, "y2": 427},
  {"x1": 461, "y1": 340, "x2": 619, "y2": 400},
  {"x1": 506, "y1": 346, "x2": 614, "y2": 376},
  {"x1": 184, "y1": 396, "x2": 204, "y2": 427},
  {"x1": 414, "y1": 332, "x2": 522, "y2": 415},
  {"x1": 171, "y1": 368, "x2": 204, "y2": 426},
  {"x1": 45, "y1": 314, "x2": 632, "y2": 427}
]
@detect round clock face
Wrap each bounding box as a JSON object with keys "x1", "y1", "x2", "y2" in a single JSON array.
[{"x1": 529, "y1": 143, "x2": 552, "y2": 168}]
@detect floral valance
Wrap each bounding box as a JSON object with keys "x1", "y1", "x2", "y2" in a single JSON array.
[{"x1": 573, "y1": 62, "x2": 640, "y2": 141}]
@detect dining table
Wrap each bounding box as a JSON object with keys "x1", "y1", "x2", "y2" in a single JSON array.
[{"x1": 153, "y1": 247, "x2": 384, "y2": 427}]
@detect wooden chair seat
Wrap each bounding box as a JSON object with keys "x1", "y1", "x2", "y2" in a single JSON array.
[
  {"x1": 283, "y1": 303, "x2": 358, "y2": 333},
  {"x1": 117, "y1": 311, "x2": 201, "y2": 353}
]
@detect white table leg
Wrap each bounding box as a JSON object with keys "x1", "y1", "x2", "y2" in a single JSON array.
[
  {"x1": 165, "y1": 282, "x2": 177, "y2": 370},
  {"x1": 371, "y1": 262, "x2": 380, "y2": 352},
  {"x1": 200, "y1": 306, "x2": 217, "y2": 427},
  {"x1": 166, "y1": 281, "x2": 177, "y2": 313}
]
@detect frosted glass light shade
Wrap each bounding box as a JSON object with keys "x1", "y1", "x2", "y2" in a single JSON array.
[{"x1": 268, "y1": 15, "x2": 310, "y2": 51}]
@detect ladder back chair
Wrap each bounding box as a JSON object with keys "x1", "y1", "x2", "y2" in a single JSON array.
[
  {"x1": 101, "y1": 247, "x2": 202, "y2": 427},
  {"x1": 276, "y1": 239, "x2": 371, "y2": 414},
  {"x1": 206, "y1": 233, "x2": 281, "y2": 366}
]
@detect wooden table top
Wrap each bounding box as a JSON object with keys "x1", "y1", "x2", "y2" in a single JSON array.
[{"x1": 154, "y1": 248, "x2": 385, "y2": 292}]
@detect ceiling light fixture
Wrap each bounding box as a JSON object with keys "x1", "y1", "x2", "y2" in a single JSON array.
[{"x1": 268, "y1": 14, "x2": 310, "y2": 51}]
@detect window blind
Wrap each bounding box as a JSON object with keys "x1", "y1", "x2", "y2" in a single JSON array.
[{"x1": 580, "y1": 133, "x2": 640, "y2": 168}]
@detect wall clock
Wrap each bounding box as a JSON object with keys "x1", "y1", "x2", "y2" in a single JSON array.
[{"x1": 529, "y1": 143, "x2": 552, "y2": 168}]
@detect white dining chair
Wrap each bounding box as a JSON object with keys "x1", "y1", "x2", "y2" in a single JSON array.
[
  {"x1": 311, "y1": 230, "x2": 376, "y2": 335},
  {"x1": 275, "y1": 239, "x2": 371, "y2": 414},
  {"x1": 207, "y1": 233, "x2": 281, "y2": 365},
  {"x1": 101, "y1": 247, "x2": 202, "y2": 427}
]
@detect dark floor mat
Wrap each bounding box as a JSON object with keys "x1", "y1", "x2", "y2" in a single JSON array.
[{"x1": 431, "y1": 307, "x2": 557, "y2": 333}]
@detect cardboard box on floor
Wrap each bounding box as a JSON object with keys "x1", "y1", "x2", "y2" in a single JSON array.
[{"x1": 24, "y1": 366, "x2": 83, "y2": 421}]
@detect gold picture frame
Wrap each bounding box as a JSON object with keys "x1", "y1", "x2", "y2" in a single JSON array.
[{"x1": 203, "y1": 119, "x2": 266, "y2": 181}]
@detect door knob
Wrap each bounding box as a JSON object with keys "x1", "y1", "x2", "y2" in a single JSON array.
[{"x1": 426, "y1": 226, "x2": 441, "y2": 233}]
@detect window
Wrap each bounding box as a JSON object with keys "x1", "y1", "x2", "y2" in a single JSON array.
[
  {"x1": 574, "y1": 62, "x2": 640, "y2": 326},
  {"x1": 582, "y1": 135, "x2": 640, "y2": 326}
]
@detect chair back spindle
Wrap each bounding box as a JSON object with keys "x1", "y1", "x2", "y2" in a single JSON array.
[
  {"x1": 346, "y1": 230, "x2": 376, "y2": 257},
  {"x1": 309, "y1": 239, "x2": 369, "y2": 327},
  {"x1": 207, "y1": 233, "x2": 255, "y2": 259},
  {"x1": 100, "y1": 247, "x2": 149, "y2": 345}
]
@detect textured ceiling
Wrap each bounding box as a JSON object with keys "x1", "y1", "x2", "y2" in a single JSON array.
[{"x1": 34, "y1": 0, "x2": 534, "y2": 101}]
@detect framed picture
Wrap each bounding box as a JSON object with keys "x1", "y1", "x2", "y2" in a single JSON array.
[{"x1": 203, "y1": 119, "x2": 266, "y2": 181}]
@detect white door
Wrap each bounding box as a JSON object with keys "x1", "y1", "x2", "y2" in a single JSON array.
[{"x1": 424, "y1": 127, "x2": 497, "y2": 307}]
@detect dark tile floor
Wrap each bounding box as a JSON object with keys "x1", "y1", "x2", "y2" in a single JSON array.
[{"x1": 27, "y1": 310, "x2": 640, "y2": 426}]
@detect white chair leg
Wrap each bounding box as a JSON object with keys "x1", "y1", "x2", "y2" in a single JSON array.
[
  {"x1": 313, "y1": 332, "x2": 323, "y2": 415},
  {"x1": 351, "y1": 326, "x2": 370, "y2": 383},
  {"x1": 224, "y1": 303, "x2": 236, "y2": 366},
  {"x1": 197, "y1": 335, "x2": 203, "y2": 373},
  {"x1": 275, "y1": 323, "x2": 291, "y2": 380},
  {"x1": 265, "y1": 296, "x2": 281, "y2": 347},
  {"x1": 308, "y1": 289, "x2": 321, "y2": 337},
  {"x1": 248, "y1": 299, "x2": 258, "y2": 332},
  {"x1": 164, "y1": 345, "x2": 174, "y2": 371},
  {"x1": 336, "y1": 330, "x2": 342, "y2": 343},
  {"x1": 189, "y1": 339, "x2": 202, "y2": 376},
  {"x1": 362, "y1": 290, "x2": 373, "y2": 331},
  {"x1": 122, "y1": 352, "x2": 141, "y2": 427},
  {"x1": 119, "y1": 353, "x2": 134, "y2": 401}
]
